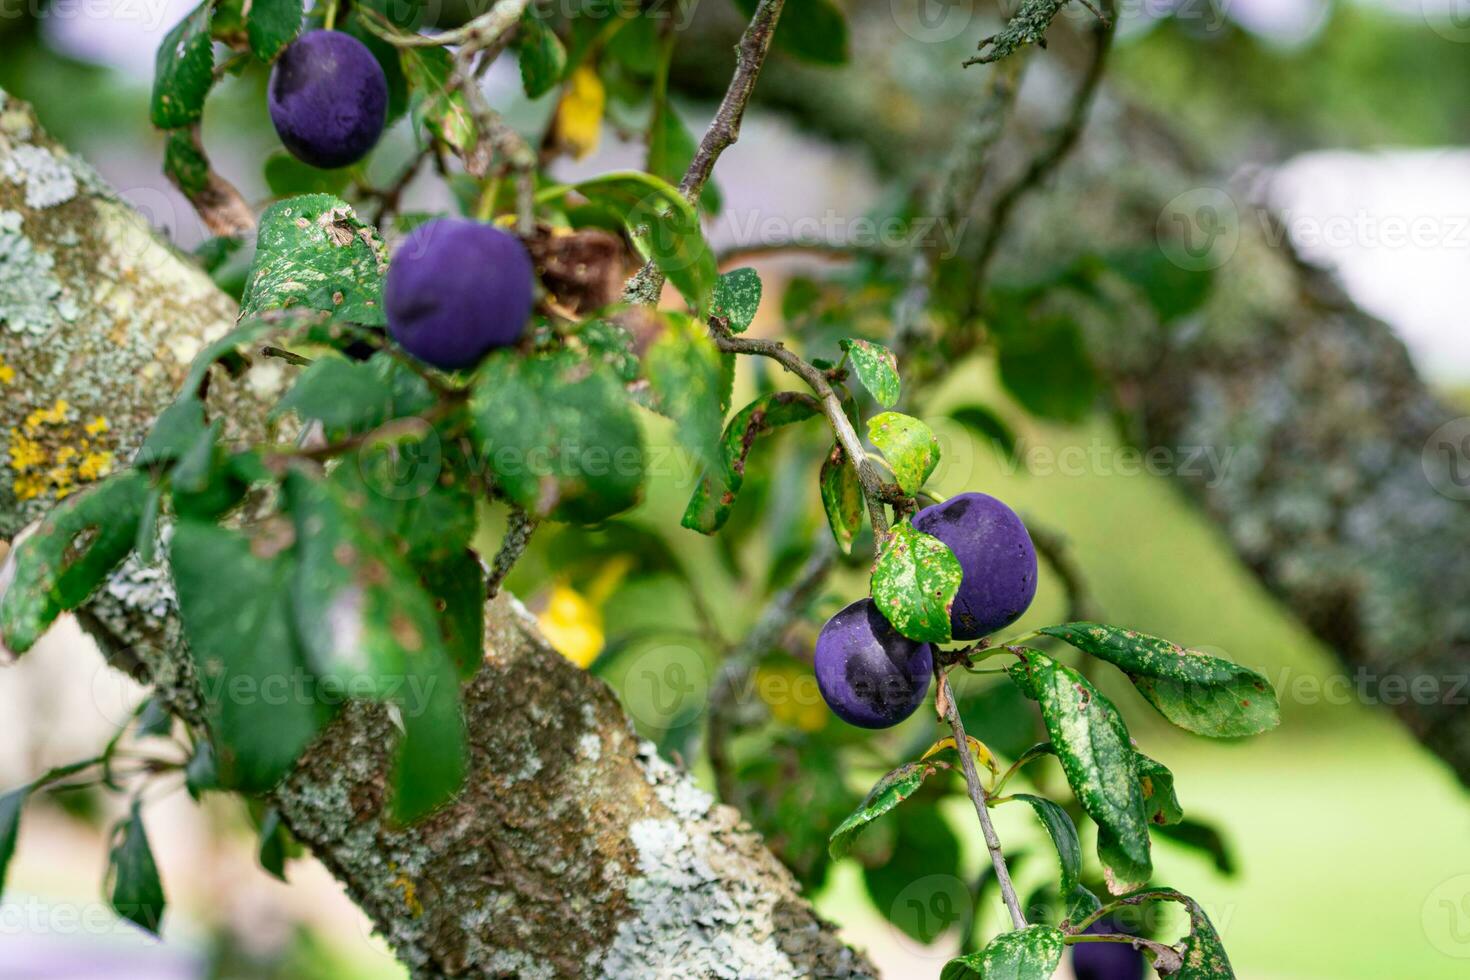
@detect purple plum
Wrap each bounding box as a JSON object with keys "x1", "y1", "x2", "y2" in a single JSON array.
[
  {"x1": 268, "y1": 30, "x2": 388, "y2": 169},
  {"x1": 814, "y1": 599, "x2": 933, "y2": 729},
  {"x1": 911, "y1": 492, "x2": 1037, "y2": 640},
  {"x1": 1072, "y1": 920, "x2": 1145, "y2": 980},
  {"x1": 385, "y1": 219, "x2": 535, "y2": 370}
]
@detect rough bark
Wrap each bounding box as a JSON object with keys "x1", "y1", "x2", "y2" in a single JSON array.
[
  {"x1": 676, "y1": 6, "x2": 1470, "y2": 786},
  {"x1": 0, "y1": 91, "x2": 875, "y2": 978}
]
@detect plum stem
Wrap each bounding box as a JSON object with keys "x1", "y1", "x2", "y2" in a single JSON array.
[{"x1": 934, "y1": 664, "x2": 1028, "y2": 930}]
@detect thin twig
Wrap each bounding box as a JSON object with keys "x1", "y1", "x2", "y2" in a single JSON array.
[
  {"x1": 623, "y1": 0, "x2": 788, "y2": 305},
  {"x1": 486, "y1": 505, "x2": 537, "y2": 600},
  {"x1": 259, "y1": 345, "x2": 313, "y2": 368},
  {"x1": 934, "y1": 665, "x2": 1028, "y2": 930},
  {"x1": 713, "y1": 329, "x2": 889, "y2": 540}
]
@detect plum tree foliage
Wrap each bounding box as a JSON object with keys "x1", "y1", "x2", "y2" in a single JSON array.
[{"x1": 0, "y1": 0, "x2": 1276, "y2": 975}]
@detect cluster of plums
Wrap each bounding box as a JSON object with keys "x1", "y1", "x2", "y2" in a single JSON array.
[
  {"x1": 814, "y1": 493, "x2": 1038, "y2": 729},
  {"x1": 268, "y1": 29, "x2": 533, "y2": 370}
]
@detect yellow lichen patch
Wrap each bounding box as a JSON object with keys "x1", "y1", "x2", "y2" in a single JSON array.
[
  {"x1": 389, "y1": 871, "x2": 424, "y2": 918},
  {"x1": 0, "y1": 356, "x2": 14, "y2": 385},
  {"x1": 6, "y1": 402, "x2": 115, "y2": 500}
]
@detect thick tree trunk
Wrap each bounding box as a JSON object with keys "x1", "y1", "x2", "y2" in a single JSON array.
[
  {"x1": 0, "y1": 92, "x2": 875, "y2": 979},
  {"x1": 674, "y1": 5, "x2": 1470, "y2": 787}
]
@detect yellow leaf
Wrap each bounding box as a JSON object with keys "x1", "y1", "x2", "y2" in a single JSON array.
[
  {"x1": 922, "y1": 734, "x2": 1001, "y2": 779},
  {"x1": 554, "y1": 64, "x2": 605, "y2": 161},
  {"x1": 537, "y1": 582, "x2": 604, "y2": 668}
]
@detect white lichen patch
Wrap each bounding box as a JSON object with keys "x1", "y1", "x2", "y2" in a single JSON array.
[
  {"x1": 578, "y1": 732, "x2": 602, "y2": 763},
  {"x1": 105, "y1": 554, "x2": 177, "y2": 624},
  {"x1": 0, "y1": 209, "x2": 63, "y2": 335},
  {"x1": 2, "y1": 144, "x2": 77, "y2": 209},
  {"x1": 510, "y1": 751, "x2": 544, "y2": 783},
  {"x1": 599, "y1": 816, "x2": 797, "y2": 979}
]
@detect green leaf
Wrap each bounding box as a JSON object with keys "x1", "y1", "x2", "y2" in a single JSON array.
[
  {"x1": 573, "y1": 171, "x2": 719, "y2": 316},
  {"x1": 169, "y1": 421, "x2": 252, "y2": 521},
  {"x1": 1109, "y1": 248, "x2": 1215, "y2": 324},
  {"x1": 1013, "y1": 793, "x2": 1082, "y2": 895},
  {"x1": 862, "y1": 805, "x2": 964, "y2": 944},
  {"x1": 470, "y1": 348, "x2": 645, "y2": 524},
  {"x1": 736, "y1": 0, "x2": 849, "y2": 65},
  {"x1": 681, "y1": 391, "x2": 821, "y2": 534},
  {"x1": 246, "y1": 0, "x2": 302, "y2": 61},
  {"x1": 135, "y1": 696, "x2": 173, "y2": 739},
  {"x1": 264, "y1": 151, "x2": 350, "y2": 197},
  {"x1": 171, "y1": 520, "x2": 331, "y2": 793},
  {"x1": 1038, "y1": 623, "x2": 1280, "y2": 738},
  {"x1": 941, "y1": 924, "x2": 1066, "y2": 979},
  {"x1": 992, "y1": 315, "x2": 1098, "y2": 424},
  {"x1": 1065, "y1": 883, "x2": 1103, "y2": 924},
  {"x1": 390, "y1": 644, "x2": 467, "y2": 823},
  {"x1": 1135, "y1": 750, "x2": 1184, "y2": 826},
  {"x1": 330, "y1": 435, "x2": 478, "y2": 566},
  {"x1": 163, "y1": 128, "x2": 209, "y2": 196},
  {"x1": 137, "y1": 395, "x2": 207, "y2": 467},
  {"x1": 515, "y1": 9, "x2": 567, "y2": 99},
  {"x1": 643, "y1": 313, "x2": 726, "y2": 473},
  {"x1": 712, "y1": 267, "x2": 762, "y2": 333},
  {"x1": 0, "y1": 473, "x2": 149, "y2": 654},
  {"x1": 870, "y1": 523, "x2": 961, "y2": 643},
  {"x1": 150, "y1": 1, "x2": 214, "y2": 128},
  {"x1": 0, "y1": 787, "x2": 25, "y2": 899},
  {"x1": 241, "y1": 195, "x2": 388, "y2": 326},
  {"x1": 828, "y1": 756, "x2": 954, "y2": 859},
  {"x1": 401, "y1": 46, "x2": 478, "y2": 159},
  {"x1": 257, "y1": 808, "x2": 290, "y2": 881},
  {"x1": 867, "y1": 412, "x2": 939, "y2": 495},
  {"x1": 272, "y1": 356, "x2": 400, "y2": 439},
  {"x1": 1156, "y1": 818, "x2": 1237, "y2": 876},
  {"x1": 950, "y1": 404, "x2": 1019, "y2": 459},
  {"x1": 419, "y1": 549, "x2": 486, "y2": 681},
  {"x1": 841, "y1": 338, "x2": 900, "y2": 408},
  {"x1": 647, "y1": 98, "x2": 722, "y2": 216},
  {"x1": 108, "y1": 801, "x2": 165, "y2": 935},
  {"x1": 819, "y1": 443, "x2": 864, "y2": 554},
  {"x1": 1009, "y1": 651, "x2": 1151, "y2": 895},
  {"x1": 184, "y1": 739, "x2": 218, "y2": 799}
]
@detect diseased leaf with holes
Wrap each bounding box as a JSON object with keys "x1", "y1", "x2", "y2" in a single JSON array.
[
  {"x1": 150, "y1": 1, "x2": 213, "y2": 128},
  {"x1": 401, "y1": 46, "x2": 478, "y2": 161},
  {"x1": 841, "y1": 338, "x2": 900, "y2": 408},
  {"x1": 1135, "y1": 750, "x2": 1184, "y2": 826},
  {"x1": 870, "y1": 523, "x2": 961, "y2": 644},
  {"x1": 108, "y1": 801, "x2": 165, "y2": 935},
  {"x1": 163, "y1": 128, "x2": 209, "y2": 196},
  {"x1": 1119, "y1": 889, "x2": 1236, "y2": 979},
  {"x1": 681, "y1": 392, "x2": 821, "y2": 534},
  {"x1": 712, "y1": 267, "x2": 762, "y2": 333},
  {"x1": 867, "y1": 412, "x2": 939, "y2": 495},
  {"x1": 0, "y1": 472, "x2": 149, "y2": 654},
  {"x1": 644, "y1": 313, "x2": 726, "y2": 473},
  {"x1": 574, "y1": 172, "x2": 719, "y2": 316},
  {"x1": 819, "y1": 443, "x2": 864, "y2": 554},
  {"x1": 514, "y1": 8, "x2": 566, "y2": 99},
  {"x1": 1039, "y1": 623, "x2": 1280, "y2": 738},
  {"x1": 264, "y1": 151, "x2": 350, "y2": 197},
  {"x1": 736, "y1": 0, "x2": 849, "y2": 65},
  {"x1": 246, "y1": 0, "x2": 301, "y2": 61},
  {"x1": 1013, "y1": 793, "x2": 1082, "y2": 895},
  {"x1": 993, "y1": 314, "x2": 1099, "y2": 424},
  {"x1": 828, "y1": 756, "x2": 954, "y2": 859},
  {"x1": 471, "y1": 348, "x2": 644, "y2": 524},
  {"x1": 950, "y1": 404, "x2": 1019, "y2": 459},
  {"x1": 941, "y1": 924, "x2": 1066, "y2": 980},
  {"x1": 241, "y1": 195, "x2": 388, "y2": 325},
  {"x1": 0, "y1": 787, "x2": 25, "y2": 900},
  {"x1": 1009, "y1": 651, "x2": 1152, "y2": 895},
  {"x1": 171, "y1": 520, "x2": 332, "y2": 793},
  {"x1": 419, "y1": 549, "x2": 486, "y2": 681}
]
